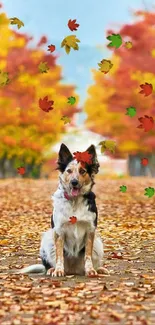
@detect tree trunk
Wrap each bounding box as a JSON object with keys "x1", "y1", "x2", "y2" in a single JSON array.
[
  {"x1": 0, "y1": 157, "x2": 6, "y2": 178},
  {"x1": 128, "y1": 154, "x2": 150, "y2": 176},
  {"x1": 149, "y1": 154, "x2": 155, "y2": 177}
]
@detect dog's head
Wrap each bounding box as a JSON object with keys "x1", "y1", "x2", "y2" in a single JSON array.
[{"x1": 56, "y1": 143, "x2": 100, "y2": 197}]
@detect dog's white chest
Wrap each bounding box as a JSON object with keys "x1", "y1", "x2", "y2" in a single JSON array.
[{"x1": 52, "y1": 191, "x2": 96, "y2": 256}]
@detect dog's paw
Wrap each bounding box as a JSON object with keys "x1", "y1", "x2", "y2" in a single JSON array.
[
  {"x1": 52, "y1": 268, "x2": 64, "y2": 277},
  {"x1": 97, "y1": 266, "x2": 110, "y2": 275},
  {"x1": 85, "y1": 267, "x2": 97, "y2": 277}
]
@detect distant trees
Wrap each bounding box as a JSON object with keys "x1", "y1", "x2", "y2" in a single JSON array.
[
  {"x1": 84, "y1": 11, "x2": 155, "y2": 176},
  {"x1": 0, "y1": 12, "x2": 79, "y2": 178}
]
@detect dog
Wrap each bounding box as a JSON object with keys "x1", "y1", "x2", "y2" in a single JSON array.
[{"x1": 19, "y1": 143, "x2": 108, "y2": 277}]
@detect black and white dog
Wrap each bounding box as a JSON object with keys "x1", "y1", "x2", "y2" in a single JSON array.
[{"x1": 20, "y1": 144, "x2": 108, "y2": 276}]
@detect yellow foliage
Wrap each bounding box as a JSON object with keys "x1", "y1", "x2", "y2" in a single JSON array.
[{"x1": 0, "y1": 12, "x2": 79, "y2": 168}]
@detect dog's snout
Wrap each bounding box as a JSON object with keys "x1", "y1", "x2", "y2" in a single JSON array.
[{"x1": 71, "y1": 179, "x2": 79, "y2": 187}]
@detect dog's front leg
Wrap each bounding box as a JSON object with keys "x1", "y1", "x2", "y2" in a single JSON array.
[
  {"x1": 52, "y1": 231, "x2": 64, "y2": 277},
  {"x1": 85, "y1": 231, "x2": 97, "y2": 276}
]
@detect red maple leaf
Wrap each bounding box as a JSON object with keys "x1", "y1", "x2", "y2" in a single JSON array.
[
  {"x1": 39, "y1": 96, "x2": 54, "y2": 112},
  {"x1": 137, "y1": 115, "x2": 154, "y2": 132},
  {"x1": 69, "y1": 216, "x2": 77, "y2": 224},
  {"x1": 68, "y1": 19, "x2": 79, "y2": 31},
  {"x1": 17, "y1": 167, "x2": 25, "y2": 175},
  {"x1": 141, "y1": 158, "x2": 148, "y2": 166},
  {"x1": 73, "y1": 151, "x2": 93, "y2": 166},
  {"x1": 47, "y1": 44, "x2": 55, "y2": 53},
  {"x1": 139, "y1": 83, "x2": 153, "y2": 96}
]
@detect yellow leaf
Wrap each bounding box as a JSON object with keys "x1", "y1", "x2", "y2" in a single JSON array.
[
  {"x1": 0, "y1": 239, "x2": 9, "y2": 245},
  {"x1": 61, "y1": 115, "x2": 71, "y2": 124},
  {"x1": 125, "y1": 41, "x2": 133, "y2": 49},
  {"x1": 10, "y1": 17, "x2": 24, "y2": 29},
  {"x1": 98, "y1": 59, "x2": 113, "y2": 74},
  {"x1": 61, "y1": 35, "x2": 80, "y2": 54},
  {"x1": 99, "y1": 140, "x2": 116, "y2": 154}
]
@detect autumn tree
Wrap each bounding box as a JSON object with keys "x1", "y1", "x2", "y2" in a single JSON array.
[
  {"x1": 0, "y1": 11, "x2": 79, "y2": 178},
  {"x1": 84, "y1": 11, "x2": 155, "y2": 176}
]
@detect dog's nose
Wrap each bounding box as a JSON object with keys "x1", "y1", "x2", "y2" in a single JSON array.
[{"x1": 71, "y1": 179, "x2": 79, "y2": 187}]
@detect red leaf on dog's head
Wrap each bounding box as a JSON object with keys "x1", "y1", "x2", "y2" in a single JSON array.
[
  {"x1": 68, "y1": 19, "x2": 79, "y2": 31},
  {"x1": 141, "y1": 158, "x2": 148, "y2": 166},
  {"x1": 139, "y1": 83, "x2": 153, "y2": 96},
  {"x1": 73, "y1": 151, "x2": 93, "y2": 166},
  {"x1": 137, "y1": 115, "x2": 154, "y2": 132},
  {"x1": 69, "y1": 216, "x2": 77, "y2": 224},
  {"x1": 47, "y1": 44, "x2": 55, "y2": 53},
  {"x1": 39, "y1": 96, "x2": 54, "y2": 112},
  {"x1": 17, "y1": 167, "x2": 25, "y2": 175}
]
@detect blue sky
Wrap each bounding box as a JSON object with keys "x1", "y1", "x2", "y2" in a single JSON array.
[{"x1": 3, "y1": 0, "x2": 152, "y2": 123}]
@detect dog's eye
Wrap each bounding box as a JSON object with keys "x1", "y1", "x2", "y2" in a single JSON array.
[
  {"x1": 80, "y1": 169, "x2": 86, "y2": 175},
  {"x1": 67, "y1": 169, "x2": 72, "y2": 174}
]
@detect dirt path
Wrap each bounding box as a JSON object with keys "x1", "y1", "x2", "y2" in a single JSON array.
[{"x1": 0, "y1": 177, "x2": 155, "y2": 325}]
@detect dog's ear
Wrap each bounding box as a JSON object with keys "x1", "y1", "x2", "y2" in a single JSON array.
[
  {"x1": 86, "y1": 145, "x2": 100, "y2": 175},
  {"x1": 57, "y1": 143, "x2": 73, "y2": 173}
]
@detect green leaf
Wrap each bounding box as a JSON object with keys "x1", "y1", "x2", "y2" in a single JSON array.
[
  {"x1": 107, "y1": 34, "x2": 122, "y2": 49},
  {"x1": 120, "y1": 185, "x2": 127, "y2": 193},
  {"x1": 126, "y1": 106, "x2": 137, "y2": 118},
  {"x1": 144, "y1": 187, "x2": 155, "y2": 198},
  {"x1": 67, "y1": 96, "x2": 76, "y2": 105}
]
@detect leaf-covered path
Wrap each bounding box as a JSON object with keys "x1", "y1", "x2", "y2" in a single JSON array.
[{"x1": 0, "y1": 177, "x2": 155, "y2": 325}]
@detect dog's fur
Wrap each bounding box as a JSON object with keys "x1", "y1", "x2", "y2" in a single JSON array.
[{"x1": 20, "y1": 144, "x2": 106, "y2": 277}]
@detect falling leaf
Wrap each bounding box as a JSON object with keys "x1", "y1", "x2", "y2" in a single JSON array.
[
  {"x1": 126, "y1": 106, "x2": 136, "y2": 118},
  {"x1": 98, "y1": 59, "x2": 113, "y2": 74},
  {"x1": 99, "y1": 140, "x2": 116, "y2": 154},
  {"x1": 107, "y1": 33, "x2": 122, "y2": 49},
  {"x1": 144, "y1": 187, "x2": 155, "y2": 198},
  {"x1": 69, "y1": 216, "x2": 77, "y2": 224},
  {"x1": 47, "y1": 44, "x2": 55, "y2": 53},
  {"x1": 68, "y1": 19, "x2": 79, "y2": 31},
  {"x1": 139, "y1": 83, "x2": 153, "y2": 96},
  {"x1": 38, "y1": 62, "x2": 49, "y2": 73},
  {"x1": 120, "y1": 185, "x2": 127, "y2": 193},
  {"x1": 137, "y1": 115, "x2": 154, "y2": 132},
  {"x1": 10, "y1": 17, "x2": 24, "y2": 29},
  {"x1": 61, "y1": 116, "x2": 71, "y2": 124},
  {"x1": 17, "y1": 167, "x2": 26, "y2": 175},
  {"x1": 125, "y1": 41, "x2": 133, "y2": 49},
  {"x1": 73, "y1": 151, "x2": 93, "y2": 166},
  {"x1": 39, "y1": 96, "x2": 54, "y2": 112},
  {"x1": 61, "y1": 35, "x2": 80, "y2": 54},
  {"x1": 67, "y1": 96, "x2": 76, "y2": 105},
  {"x1": 141, "y1": 158, "x2": 148, "y2": 166},
  {"x1": 0, "y1": 71, "x2": 9, "y2": 86}
]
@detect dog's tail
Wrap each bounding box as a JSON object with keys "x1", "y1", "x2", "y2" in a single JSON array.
[{"x1": 18, "y1": 264, "x2": 46, "y2": 274}]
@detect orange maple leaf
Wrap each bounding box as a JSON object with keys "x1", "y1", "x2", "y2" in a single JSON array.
[
  {"x1": 69, "y1": 216, "x2": 77, "y2": 224},
  {"x1": 137, "y1": 115, "x2": 154, "y2": 132},
  {"x1": 39, "y1": 96, "x2": 54, "y2": 112},
  {"x1": 139, "y1": 83, "x2": 153, "y2": 96},
  {"x1": 73, "y1": 151, "x2": 93, "y2": 167},
  {"x1": 17, "y1": 167, "x2": 25, "y2": 175},
  {"x1": 68, "y1": 19, "x2": 79, "y2": 31},
  {"x1": 141, "y1": 158, "x2": 148, "y2": 166},
  {"x1": 47, "y1": 44, "x2": 55, "y2": 53}
]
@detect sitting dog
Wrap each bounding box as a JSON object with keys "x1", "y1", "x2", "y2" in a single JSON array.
[{"x1": 20, "y1": 143, "x2": 108, "y2": 276}]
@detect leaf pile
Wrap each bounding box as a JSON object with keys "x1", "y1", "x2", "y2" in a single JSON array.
[{"x1": 0, "y1": 177, "x2": 155, "y2": 324}]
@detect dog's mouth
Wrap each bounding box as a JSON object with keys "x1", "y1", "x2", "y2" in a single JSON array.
[{"x1": 70, "y1": 187, "x2": 81, "y2": 197}]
